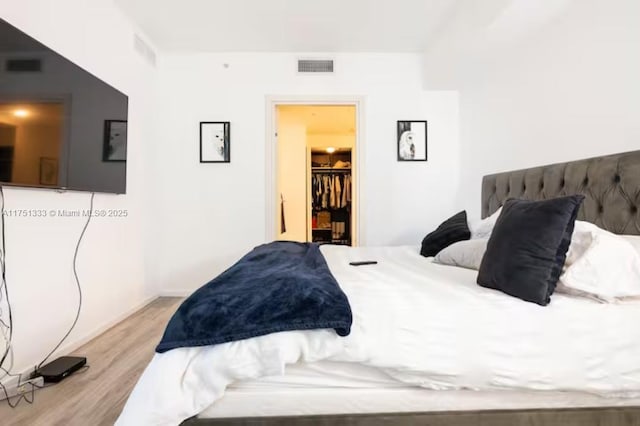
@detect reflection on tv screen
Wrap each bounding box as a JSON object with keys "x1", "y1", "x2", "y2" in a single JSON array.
[{"x1": 0, "y1": 18, "x2": 128, "y2": 194}]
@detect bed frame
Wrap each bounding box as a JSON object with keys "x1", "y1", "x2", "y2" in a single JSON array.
[
  {"x1": 184, "y1": 150, "x2": 640, "y2": 425},
  {"x1": 186, "y1": 407, "x2": 640, "y2": 425},
  {"x1": 482, "y1": 150, "x2": 640, "y2": 234}
]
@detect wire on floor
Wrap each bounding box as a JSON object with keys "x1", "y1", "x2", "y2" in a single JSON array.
[
  {"x1": 0, "y1": 365, "x2": 90, "y2": 408},
  {"x1": 0, "y1": 190, "x2": 95, "y2": 408}
]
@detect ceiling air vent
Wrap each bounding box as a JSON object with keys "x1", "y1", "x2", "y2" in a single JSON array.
[
  {"x1": 297, "y1": 59, "x2": 334, "y2": 73},
  {"x1": 6, "y1": 58, "x2": 42, "y2": 72}
]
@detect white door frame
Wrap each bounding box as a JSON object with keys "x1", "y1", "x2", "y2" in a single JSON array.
[{"x1": 265, "y1": 95, "x2": 365, "y2": 245}]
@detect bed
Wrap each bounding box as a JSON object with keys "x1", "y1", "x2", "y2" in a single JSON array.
[{"x1": 117, "y1": 150, "x2": 640, "y2": 426}]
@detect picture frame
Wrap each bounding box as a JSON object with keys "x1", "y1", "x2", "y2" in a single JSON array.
[
  {"x1": 397, "y1": 120, "x2": 427, "y2": 161},
  {"x1": 200, "y1": 121, "x2": 231, "y2": 163},
  {"x1": 39, "y1": 157, "x2": 58, "y2": 186},
  {"x1": 103, "y1": 120, "x2": 128, "y2": 162}
]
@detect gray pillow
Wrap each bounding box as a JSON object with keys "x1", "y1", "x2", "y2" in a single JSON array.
[
  {"x1": 477, "y1": 195, "x2": 584, "y2": 306},
  {"x1": 434, "y1": 239, "x2": 488, "y2": 270}
]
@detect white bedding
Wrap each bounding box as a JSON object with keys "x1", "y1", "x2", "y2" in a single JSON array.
[
  {"x1": 560, "y1": 221, "x2": 640, "y2": 301},
  {"x1": 228, "y1": 361, "x2": 405, "y2": 390},
  {"x1": 117, "y1": 245, "x2": 640, "y2": 425},
  {"x1": 203, "y1": 385, "x2": 640, "y2": 419},
  {"x1": 203, "y1": 361, "x2": 640, "y2": 418}
]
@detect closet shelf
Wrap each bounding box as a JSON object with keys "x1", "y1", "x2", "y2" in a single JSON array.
[{"x1": 311, "y1": 167, "x2": 351, "y2": 171}]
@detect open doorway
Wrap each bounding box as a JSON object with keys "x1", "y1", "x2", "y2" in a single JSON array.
[{"x1": 273, "y1": 104, "x2": 358, "y2": 246}]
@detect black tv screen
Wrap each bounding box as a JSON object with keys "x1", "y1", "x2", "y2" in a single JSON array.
[{"x1": 0, "y1": 18, "x2": 128, "y2": 194}]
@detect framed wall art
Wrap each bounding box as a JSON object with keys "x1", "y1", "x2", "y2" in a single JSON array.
[
  {"x1": 397, "y1": 120, "x2": 427, "y2": 161},
  {"x1": 103, "y1": 120, "x2": 128, "y2": 162},
  {"x1": 200, "y1": 121, "x2": 230, "y2": 163}
]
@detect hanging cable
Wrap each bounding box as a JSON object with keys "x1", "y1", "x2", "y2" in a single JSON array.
[
  {"x1": 37, "y1": 192, "x2": 95, "y2": 369},
  {"x1": 0, "y1": 190, "x2": 95, "y2": 408},
  {"x1": 0, "y1": 186, "x2": 13, "y2": 371}
]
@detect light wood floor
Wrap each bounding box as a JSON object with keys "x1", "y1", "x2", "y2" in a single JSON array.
[{"x1": 0, "y1": 297, "x2": 182, "y2": 426}]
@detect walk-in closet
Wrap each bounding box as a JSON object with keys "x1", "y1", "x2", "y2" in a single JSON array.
[
  {"x1": 310, "y1": 149, "x2": 352, "y2": 245},
  {"x1": 275, "y1": 105, "x2": 356, "y2": 246}
]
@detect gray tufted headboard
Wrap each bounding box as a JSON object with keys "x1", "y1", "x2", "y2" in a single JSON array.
[{"x1": 481, "y1": 150, "x2": 640, "y2": 235}]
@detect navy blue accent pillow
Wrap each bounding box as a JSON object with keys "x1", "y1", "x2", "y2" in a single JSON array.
[
  {"x1": 477, "y1": 195, "x2": 585, "y2": 306},
  {"x1": 420, "y1": 211, "x2": 471, "y2": 257}
]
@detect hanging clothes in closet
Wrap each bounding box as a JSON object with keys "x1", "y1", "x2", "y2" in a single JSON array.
[
  {"x1": 311, "y1": 170, "x2": 352, "y2": 244},
  {"x1": 332, "y1": 174, "x2": 341, "y2": 209},
  {"x1": 341, "y1": 174, "x2": 351, "y2": 207},
  {"x1": 311, "y1": 172, "x2": 351, "y2": 211}
]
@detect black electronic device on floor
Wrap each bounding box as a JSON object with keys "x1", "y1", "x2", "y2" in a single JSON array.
[{"x1": 35, "y1": 356, "x2": 87, "y2": 383}]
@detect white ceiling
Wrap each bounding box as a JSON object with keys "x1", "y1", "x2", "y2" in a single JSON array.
[{"x1": 115, "y1": 0, "x2": 458, "y2": 52}]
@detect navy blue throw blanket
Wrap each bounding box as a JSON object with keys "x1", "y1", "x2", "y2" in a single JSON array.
[{"x1": 156, "y1": 241, "x2": 352, "y2": 353}]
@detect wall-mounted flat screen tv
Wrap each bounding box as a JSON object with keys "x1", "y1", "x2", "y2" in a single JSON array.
[{"x1": 0, "y1": 17, "x2": 128, "y2": 194}]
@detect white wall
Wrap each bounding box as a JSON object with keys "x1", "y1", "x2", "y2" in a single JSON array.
[
  {"x1": 424, "y1": 0, "x2": 640, "y2": 220},
  {"x1": 152, "y1": 53, "x2": 460, "y2": 294},
  {"x1": 0, "y1": 0, "x2": 157, "y2": 374}
]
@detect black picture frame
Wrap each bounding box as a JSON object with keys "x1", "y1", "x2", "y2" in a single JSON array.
[
  {"x1": 397, "y1": 120, "x2": 427, "y2": 161},
  {"x1": 103, "y1": 120, "x2": 127, "y2": 162},
  {"x1": 200, "y1": 121, "x2": 231, "y2": 163}
]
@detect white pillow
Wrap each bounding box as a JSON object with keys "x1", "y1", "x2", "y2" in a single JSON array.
[
  {"x1": 434, "y1": 239, "x2": 488, "y2": 270},
  {"x1": 469, "y1": 207, "x2": 502, "y2": 239},
  {"x1": 621, "y1": 234, "x2": 640, "y2": 256},
  {"x1": 439, "y1": 215, "x2": 640, "y2": 302},
  {"x1": 558, "y1": 221, "x2": 640, "y2": 302}
]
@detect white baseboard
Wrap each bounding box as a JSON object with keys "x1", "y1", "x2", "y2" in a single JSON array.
[
  {"x1": 3, "y1": 294, "x2": 158, "y2": 388},
  {"x1": 52, "y1": 294, "x2": 159, "y2": 361},
  {"x1": 0, "y1": 376, "x2": 43, "y2": 401},
  {"x1": 158, "y1": 289, "x2": 191, "y2": 297}
]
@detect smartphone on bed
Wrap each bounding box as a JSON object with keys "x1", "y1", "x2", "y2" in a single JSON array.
[{"x1": 349, "y1": 261, "x2": 377, "y2": 266}]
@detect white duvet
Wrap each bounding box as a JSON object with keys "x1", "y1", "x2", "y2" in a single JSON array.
[{"x1": 117, "y1": 245, "x2": 640, "y2": 425}]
